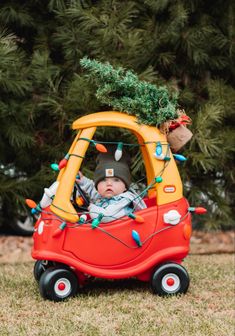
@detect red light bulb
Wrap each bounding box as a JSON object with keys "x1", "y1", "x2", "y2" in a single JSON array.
[
  {"x1": 194, "y1": 207, "x2": 207, "y2": 214},
  {"x1": 95, "y1": 143, "x2": 107, "y2": 153},
  {"x1": 25, "y1": 199, "x2": 37, "y2": 209}
]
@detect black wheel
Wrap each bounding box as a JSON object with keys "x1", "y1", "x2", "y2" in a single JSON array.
[
  {"x1": 2, "y1": 208, "x2": 35, "y2": 236},
  {"x1": 151, "y1": 263, "x2": 190, "y2": 296},
  {"x1": 39, "y1": 267, "x2": 78, "y2": 301},
  {"x1": 33, "y1": 260, "x2": 54, "y2": 282}
]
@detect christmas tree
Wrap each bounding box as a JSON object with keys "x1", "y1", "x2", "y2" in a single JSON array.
[{"x1": 80, "y1": 57, "x2": 179, "y2": 126}]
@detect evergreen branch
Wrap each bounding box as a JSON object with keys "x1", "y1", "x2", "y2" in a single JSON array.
[
  {"x1": 0, "y1": 5, "x2": 35, "y2": 27},
  {"x1": 6, "y1": 124, "x2": 35, "y2": 148},
  {"x1": 0, "y1": 31, "x2": 31, "y2": 95},
  {"x1": 144, "y1": 0, "x2": 171, "y2": 13}
]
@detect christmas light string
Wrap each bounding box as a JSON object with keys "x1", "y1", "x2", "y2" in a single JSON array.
[
  {"x1": 49, "y1": 157, "x2": 169, "y2": 223},
  {"x1": 32, "y1": 138, "x2": 183, "y2": 245},
  {"x1": 36, "y1": 208, "x2": 175, "y2": 248},
  {"x1": 36, "y1": 190, "x2": 191, "y2": 248},
  {"x1": 41, "y1": 144, "x2": 171, "y2": 225},
  {"x1": 77, "y1": 137, "x2": 169, "y2": 147},
  {"x1": 96, "y1": 225, "x2": 175, "y2": 249},
  {"x1": 69, "y1": 154, "x2": 86, "y2": 159},
  {"x1": 49, "y1": 137, "x2": 171, "y2": 220},
  {"x1": 51, "y1": 138, "x2": 171, "y2": 172},
  {"x1": 34, "y1": 158, "x2": 179, "y2": 247}
]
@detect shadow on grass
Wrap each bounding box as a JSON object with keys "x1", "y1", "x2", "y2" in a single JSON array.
[{"x1": 81, "y1": 277, "x2": 150, "y2": 296}]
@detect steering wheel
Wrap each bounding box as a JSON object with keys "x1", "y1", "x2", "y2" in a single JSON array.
[{"x1": 72, "y1": 182, "x2": 90, "y2": 211}]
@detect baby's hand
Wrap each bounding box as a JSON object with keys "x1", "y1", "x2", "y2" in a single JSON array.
[{"x1": 76, "y1": 171, "x2": 84, "y2": 182}]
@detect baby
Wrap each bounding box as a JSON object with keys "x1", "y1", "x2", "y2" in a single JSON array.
[{"x1": 77, "y1": 146, "x2": 146, "y2": 222}]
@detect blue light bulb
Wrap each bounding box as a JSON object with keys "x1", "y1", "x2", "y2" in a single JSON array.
[
  {"x1": 173, "y1": 154, "x2": 187, "y2": 162},
  {"x1": 132, "y1": 230, "x2": 142, "y2": 247}
]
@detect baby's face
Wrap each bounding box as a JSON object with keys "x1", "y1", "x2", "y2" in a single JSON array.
[{"x1": 97, "y1": 177, "x2": 126, "y2": 198}]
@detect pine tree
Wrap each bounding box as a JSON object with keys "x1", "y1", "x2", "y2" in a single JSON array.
[{"x1": 0, "y1": 0, "x2": 234, "y2": 230}]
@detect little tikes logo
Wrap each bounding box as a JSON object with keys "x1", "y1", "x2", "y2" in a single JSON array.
[
  {"x1": 105, "y1": 168, "x2": 114, "y2": 177},
  {"x1": 163, "y1": 185, "x2": 176, "y2": 193}
]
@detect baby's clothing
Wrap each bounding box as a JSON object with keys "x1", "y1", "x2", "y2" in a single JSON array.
[{"x1": 79, "y1": 176, "x2": 146, "y2": 223}]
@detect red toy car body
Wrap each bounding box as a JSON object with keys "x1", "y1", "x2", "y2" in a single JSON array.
[{"x1": 31, "y1": 112, "x2": 203, "y2": 301}]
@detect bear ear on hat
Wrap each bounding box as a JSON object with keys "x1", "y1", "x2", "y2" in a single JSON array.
[
  {"x1": 96, "y1": 144, "x2": 131, "y2": 165},
  {"x1": 95, "y1": 150, "x2": 109, "y2": 164}
]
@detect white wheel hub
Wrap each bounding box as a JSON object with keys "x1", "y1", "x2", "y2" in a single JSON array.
[
  {"x1": 54, "y1": 278, "x2": 71, "y2": 298},
  {"x1": 162, "y1": 273, "x2": 180, "y2": 293}
]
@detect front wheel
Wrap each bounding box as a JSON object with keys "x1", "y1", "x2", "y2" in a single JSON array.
[
  {"x1": 39, "y1": 267, "x2": 78, "y2": 301},
  {"x1": 151, "y1": 263, "x2": 190, "y2": 296}
]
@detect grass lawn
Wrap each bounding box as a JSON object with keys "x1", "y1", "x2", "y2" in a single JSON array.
[{"x1": 0, "y1": 254, "x2": 234, "y2": 336}]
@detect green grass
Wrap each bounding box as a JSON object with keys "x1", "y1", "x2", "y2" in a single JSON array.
[{"x1": 0, "y1": 254, "x2": 234, "y2": 336}]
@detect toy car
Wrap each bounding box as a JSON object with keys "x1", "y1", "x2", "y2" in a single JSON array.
[{"x1": 30, "y1": 111, "x2": 205, "y2": 301}]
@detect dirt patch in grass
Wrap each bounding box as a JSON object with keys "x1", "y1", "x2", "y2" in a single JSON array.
[
  {"x1": 0, "y1": 235, "x2": 33, "y2": 263},
  {"x1": 0, "y1": 230, "x2": 234, "y2": 264},
  {"x1": 190, "y1": 230, "x2": 234, "y2": 255}
]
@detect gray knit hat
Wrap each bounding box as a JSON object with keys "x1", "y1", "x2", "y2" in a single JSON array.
[{"x1": 94, "y1": 145, "x2": 131, "y2": 188}]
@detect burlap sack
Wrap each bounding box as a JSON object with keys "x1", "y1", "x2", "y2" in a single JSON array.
[{"x1": 167, "y1": 125, "x2": 193, "y2": 152}]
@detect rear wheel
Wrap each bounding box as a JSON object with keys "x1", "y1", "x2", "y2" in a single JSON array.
[
  {"x1": 39, "y1": 267, "x2": 78, "y2": 301},
  {"x1": 2, "y1": 212, "x2": 35, "y2": 236},
  {"x1": 33, "y1": 260, "x2": 54, "y2": 282},
  {"x1": 12, "y1": 213, "x2": 35, "y2": 236},
  {"x1": 151, "y1": 263, "x2": 190, "y2": 296}
]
